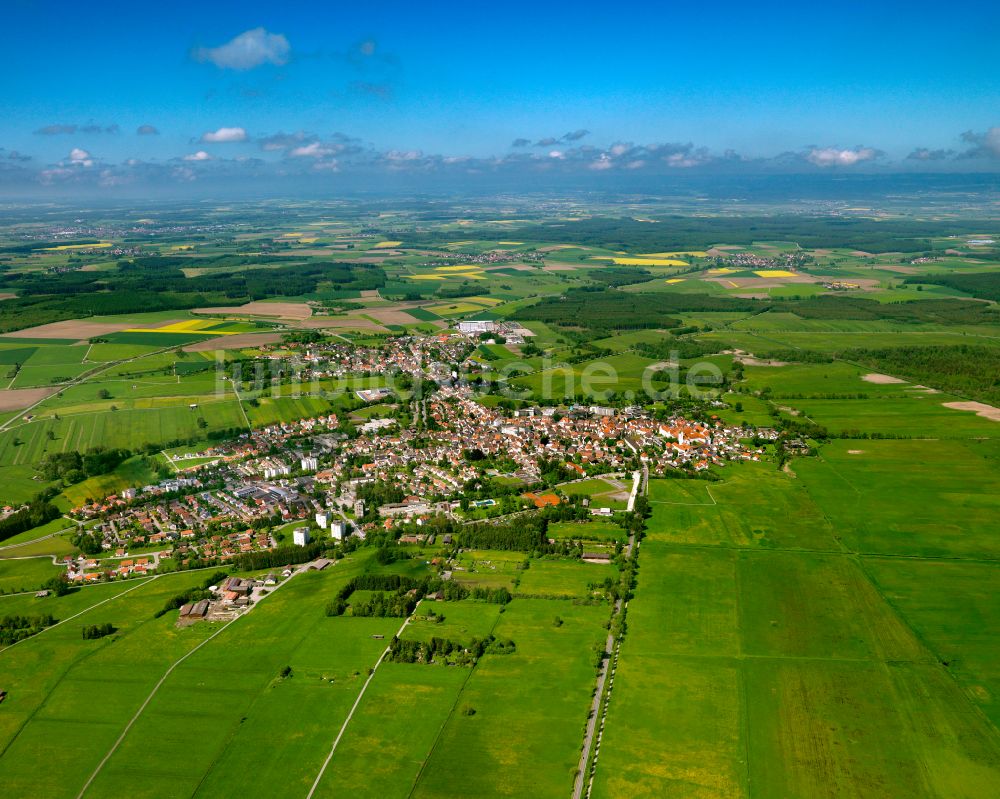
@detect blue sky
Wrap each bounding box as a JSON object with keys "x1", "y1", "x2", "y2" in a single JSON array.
[{"x1": 2, "y1": 0, "x2": 999, "y2": 194}]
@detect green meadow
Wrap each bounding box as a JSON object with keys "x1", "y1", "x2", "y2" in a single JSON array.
[{"x1": 593, "y1": 450, "x2": 1000, "y2": 798}]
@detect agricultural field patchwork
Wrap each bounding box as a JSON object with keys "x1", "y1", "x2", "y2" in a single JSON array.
[{"x1": 1, "y1": 200, "x2": 1000, "y2": 798}]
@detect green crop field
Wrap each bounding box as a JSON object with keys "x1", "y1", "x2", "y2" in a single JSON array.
[
  {"x1": 311, "y1": 663, "x2": 471, "y2": 798},
  {"x1": 515, "y1": 557, "x2": 617, "y2": 598},
  {"x1": 592, "y1": 446, "x2": 1000, "y2": 798},
  {"x1": 547, "y1": 518, "x2": 625, "y2": 542},
  {"x1": 0, "y1": 556, "x2": 65, "y2": 593},
  {"x1": 409, "y1": 599, "x2": 609, "y2": 799},
  {"x1": 0, "y1": 548, "x2": 614, "y2": 799}
]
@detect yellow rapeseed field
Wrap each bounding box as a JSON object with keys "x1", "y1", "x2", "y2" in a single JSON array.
[
  {"x1": 639, "y1": 251, "x2": 708, "y2": 258},
  {"x1": 41, "y1": 242, "x2": 112, "y2": 251},
  {"x1": 125, "y1": 319, "x2": 238, "y2": 335},
  {"x1": 603, "y1": 257, "x2": 688, "y2": 266}
]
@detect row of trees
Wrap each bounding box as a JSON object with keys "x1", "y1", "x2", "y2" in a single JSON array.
[
  {"x1": 39, "y1": 446, "x2": 131, "y2": 486},
  {"x1": 82, "y1": 623, "x2": 115, "y2": 640},
  {"x1": 0, "y1": 614, "x2": 56, "y2": 646},
  {"x1": 387, "y1": 634, "x2": 516, "y2": 665},
  {"x1": 0, "y1": 496, "x2": 61, "y2": 543}
]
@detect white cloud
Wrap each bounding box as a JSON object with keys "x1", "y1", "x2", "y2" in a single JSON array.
[
  {"x1": 665, "y1": 152, "x2": 702, "y2": 168},
  {"x1": 312, "y1": 160, "x2": 339, "y2": 172},
  {"x1": 290, "y1": 141, "x2": 334, "y2": 158},
  {"x1": 194, "y1": 27, "x2": 290, "y2": 71},
  {"x1": 201, "y1": 127, "x2": 248, "y2": 143},
  {"x1": 69, "y1": 147, "x2": 93, "y2": 167},
  {"x1": 548, "y1": 150, "x2": 564, "y2": 159},
  {"x1": 183, "y1": 151, "x2": 212, "y2": 161},
  {"x1": 806, "y1": 146, "x2": 878, "y2": 167}
]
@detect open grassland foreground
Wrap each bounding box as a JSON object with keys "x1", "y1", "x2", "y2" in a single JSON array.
[
  {"x1": 590, "y1": 448, "x2": 1000, "y2": 799},
  {"x1": 8, "y1": 453, "x2": 1000, "y2": 799},
  {"x1": 0, "y1": 548, "x2": 612, "y2": 799}
]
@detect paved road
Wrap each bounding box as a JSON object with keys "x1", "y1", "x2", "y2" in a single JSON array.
[
  {"x1": 572, "y1": 470, "x2": 642, "y2": 799},
  {"x1": 0, "y1": 521, "x2": 78, "y2": 553},
  {"x1": 573, "y1": 596, "x2": 621, "y2": 799}
]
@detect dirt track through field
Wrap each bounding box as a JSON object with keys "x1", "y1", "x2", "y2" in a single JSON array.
[
  {"x1": 75, "y1": 562, "x2": 312, "y2": 798},
  {"x1": 306, "y1": 609, "x2": 417, "y2": 799}
]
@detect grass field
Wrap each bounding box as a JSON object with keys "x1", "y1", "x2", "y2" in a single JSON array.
[
  {"x1": 795, "y1": 439, "x2": 1000, "y2": 557},
  {"x1": 0, "y1": 556, "x2": 65, "y2": 593},
  {"x1": 547, "y1": 518, "x2": 625, "y2": 542},
  {"x1": 311, "y1": 663, "x2": 471, "y2": 798},
  {"x1": 0, "y1": 548, "x2": 615, "y2": 799},
  {"x1": 410, "y1": 599, "x2": 609, "y2": 798},
  {"x1": 559, "y1": 476, "x2": 631, "y2": 510},
  {"x1": 592, "y1": 454, "x2": 1000, "y2": 798},
  {"x1": 60, "y1": 455, "x2": 162, "y2": 507},
  {"x1": 515, "y1": 557, "x2": 617, "y2": 598}
]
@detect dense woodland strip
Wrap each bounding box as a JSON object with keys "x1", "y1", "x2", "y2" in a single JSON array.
[
  {"x1": 402, "y1": 215, "x2": 989, "y2": 253},
  {"x1": 0, "y1": 259, "x2": 385, "y2": 332},
  {"x1": 842, "y1": 345, "x2": 1000, "y2": 405},
  {"x1": 521, "y1": 288, "x2": 1000, "y2": 333},
  {"x1": 0, "y1": 498, "x2": 62, "y2": 543},
  {"x1": 907, "y1": 271, "x2": 1000, "y2": 302}
]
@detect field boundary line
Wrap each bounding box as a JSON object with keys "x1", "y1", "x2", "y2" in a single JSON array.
[
  {"x1": 405, "y1": 607, "x2": 506, "y2": 799},
  {"x1": 734, "y1": 548, "x2": 754, "y2": 799},
  {"x1": 577, "y1": 599, "x2": 623, "y2": 799},
  {"x1": 231, "y1": 380, "x2": 252, "y2": 430},
  {"x1": 306, "y1": 607, "x2": 418, "y2": 799},
  {"x1": 0, "y1": 576, "x2": 156, "y2": 655},
  {"x1": 0, "y1": 342, "x2": 186, "y2": 434},
  {"x1": 0, "y1": 561, "x2": 249, "y2": 599},
  {"x1": 853, "y1": 555, "x2": 1000, "y2": 747},
  {"x1": 186, "y1": 601, "x2": 334, "y2": 799},
  {"x1": 647, "y1": 484, "x2": 717, "y2": 506},
  {"x1": 75, "y1": 604, "x2": 240, "y2": 798},
  {"x1": 0, "y1": 521, "x2": 77, "y2": 552},
  {"x1": 75, "y1": 562, "x2": 308, "y2": 798}
]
